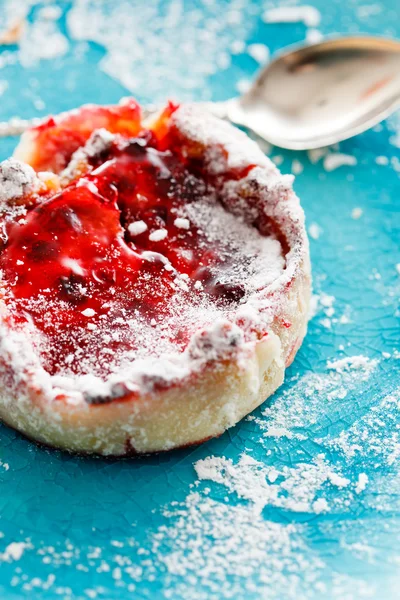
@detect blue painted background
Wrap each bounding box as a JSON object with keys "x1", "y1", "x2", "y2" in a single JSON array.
[{"x1": 0, "y1": 1, "x2": 399, "y2": 598}]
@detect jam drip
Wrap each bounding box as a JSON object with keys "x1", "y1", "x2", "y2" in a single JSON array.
[{"x1": 0, "y1": 129, "x2": 282, "y2": 379}]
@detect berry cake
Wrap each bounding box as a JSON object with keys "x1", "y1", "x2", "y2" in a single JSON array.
[{"x1": 0, "y1": 98, "x2": 311, "y2": 454}]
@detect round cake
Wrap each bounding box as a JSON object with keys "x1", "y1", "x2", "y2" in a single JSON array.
[{"x1": 0, "y1": 98, "x2": 311, "y2": 454}]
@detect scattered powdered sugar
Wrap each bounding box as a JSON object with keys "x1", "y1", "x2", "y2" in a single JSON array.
[
  {"x1": 323, "y1": 153, "x2": 358, "y2": 171},
  {"x1": 137, "y1": 352, "x2": 386, "y2": 598},
  {"x1": 67, "y1": 0, "x2": 257, "y2": 102},
  {"x1": 0, "y1": 459, "x2": 9, "y2": 471},
  {"x1": 0, "y1": 158, "x2": 39, "y2": 206},
  {"x1": 148, "y1": 228, "x2": 168, "y2": 242},
  {"x1": 325, "y1": 388, "x2": 400, "y2": 466},
  {"x1": 195, "y1": 453, "x2": 353, "y2": 515},
  {"x1": 247, "y1": 43, "x2": 269, "y2": 64},
  {"x1": 152, "y1": 493, "x2": 328, "y2": 599},
  {"x1": 291, "y1": 158, "x2": 303, "y2": 175},
  {"x1": 375, "y1": 155, "x2": 389, "y2": 166},
  {"x1": 258, "y1": 354, "x2": 380, "y2": 435},
  {"x1": 306, "y1": 28, "x2": 323, "y2": 43},
  {"x1": 37, "y1": 5, "x2": 62, "y2": 21},
  {"x1": 351, "y1": 207, "x2": 363, "y2": 219},
  {"x1": 184, "y1": 199, "x2": 285, "y2": 291},
  {"x1": 357, "y1": 3, "x2": 383, "y2": 19},
  {"x1": 173, "y1": 217, "x2": 190, "y2": 230},
  {"x1": 81, "y1": 308, "x2": 96, "y2": 318},
  {"x1": 308, "y1": 147, "x2": 329, "y2": 164},
  {"x1": 171, "y1": 104, "x2": 276, "y2": 175},
  {"x1": 262, "y1": 5, "x2": 321, "y2": 27},
  {"x1": 308, "y1": 222, "x2": 322, "y2": 240},
  {"x1": 61, "y1": 129, "x2": 116, "y2": 182},
  {"x1": 327, "y1": 355, "x2": 379, "y2": 376},
  {"x1": 304, "y1": 146, "x2": 360, "y2": 175},
  {"x1": 0, "y1": 347, "x2": 390, "y2": 598},
  {"x1": 128, "y1": 220, "x2": 148, "y2": 236},
  {"x1": 0, "y1": 501, "x2": 343, "y2": 600},
  {"x1": 0, "y1": 542, "x2": 31, "y2": 562},
  {"x1": 355, "y1": 473, "x2": 369, "y2": 494},
  {"x1": 235, "y1": 78, "x2": 252, "y2": 94},
  {"x1": 310, "y1": 291, "x2": 353, "y2": 329},
  {"x1": 82, "y1": 128, "x2": 115, "y2": 157},
  {"x1": 18, "y1": 7, "x2": 68, "y2": 67}
]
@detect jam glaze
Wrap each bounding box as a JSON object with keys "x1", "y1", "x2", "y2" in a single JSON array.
[
  {"x1": 18, "y1": 98, "x2": 142, "y2": 173},
  {"x1": 1, "y1": 105, "x2": 285, "y2": 389}
]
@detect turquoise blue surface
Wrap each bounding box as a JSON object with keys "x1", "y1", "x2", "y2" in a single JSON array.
[{"x1": 0, "y1": 1, "x2": 399, "y2": 598}]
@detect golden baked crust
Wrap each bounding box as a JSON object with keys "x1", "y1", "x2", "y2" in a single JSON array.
[{"x1": 0, "y1": 101, "x2": 311, "y2": 455}]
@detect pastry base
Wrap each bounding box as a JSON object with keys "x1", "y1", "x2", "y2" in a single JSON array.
[{"x1": 0, "y1": 256, "x2": 310, "y2": 455}]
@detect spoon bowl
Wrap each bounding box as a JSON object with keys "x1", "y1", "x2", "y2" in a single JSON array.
[{"x1": 218, "y1": 36, "x2": 400, "y2": 150}]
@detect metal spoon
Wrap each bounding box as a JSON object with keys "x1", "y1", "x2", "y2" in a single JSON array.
[
  {"x1": 2, "y1": 35, "x2": 400, "y2": 150},
  {"x1": 212, "y1": 35, "x2": 400, "y2": 150}
]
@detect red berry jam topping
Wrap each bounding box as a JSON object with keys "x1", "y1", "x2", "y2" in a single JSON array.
[
  {"x1": 19, "y1": 98, "x2": 142, "y2": 173},
  {"x1": 0, "y1": 102, "x2": 285, "y2": 388}
]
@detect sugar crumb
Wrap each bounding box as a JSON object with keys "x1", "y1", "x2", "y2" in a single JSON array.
[
  {"x1": 355, "y1": 473, "x2": 368, "y2": 494},
  {"x1": 323, "y1": 153, "x2": 357, "y2": 172},
  {"x1": 128, "y1": 220, "x2": 148, "y2": 236},
  {"x1": 306, "y1": 28, "x2": 323, "y2": 43},
  {"x1": 149, "y1": 229, "x2": 168, "y2": 242},
  {"x1": 247, "y1": 43, "x2": 269, "y2": 64},
  {"x1": 262, "y1": 6, "x2": 321, "y2": 27},
  {"x1": 291, "y1": 159, "x2": 303, "y2": 175},
  {"x1": 308, "y1": 222, "x2": 322, "y2": 240},
  {"x1": 174, "y1": 217, "x2": 190, "y2": 230},
  {"x1": 351, "y1": 207, "x2": 363, "y2": 219},
  {"x1": 81, "y1": 308, "x2": 96, "y2": 318}
]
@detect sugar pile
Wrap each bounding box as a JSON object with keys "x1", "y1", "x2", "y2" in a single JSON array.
[{"x1": 195, "y1": 452, "x2": 352, "y2": 514}]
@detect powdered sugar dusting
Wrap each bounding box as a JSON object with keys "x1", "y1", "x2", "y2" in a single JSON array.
[
  {"x1": 148, "y1": 228, "x2": 168, "y2": 242},
  {"x1": 327, "y1": 355, "x2": 379, "y2": 375},
  {"x1": 262, "y1": 6, "x2": 321, "y2": 27},
  {"x1": 171, "y1": 104, "x2": 276, "y2": 175},
  {"x1": 323, "y1": 153, "x2": 358, "y2": 171},
  {"x1": 61, "y1": 129, "x2": 116, "y2": 182},
  {"x1": 195, "y1": 453, "x2": 352, "y2": 515},
  {"x1": 0, "y1": 541, "x2": 31, "y2": 562},
  {"x1": 0, "y1": 347, "x2": 390, "y2": 597},
  {"x1": 174, "y1": 217, "x2": 190, "y2": 230},
  {"x1": 133, "y1": 352, "x2": 387, "y2": 599},
  {"x1": 67, "y1": 0, "x2": 257, "y2": 103},
  {"x1": 18, "y1": 187, "x2": 286, "y2": 397},
  {"x1": 184, "y1": 199, "x2": 285, "y2": 291},
  {"x1": 1, "y1": 103, "x2": 307, "y2": 403},
  {"x1": 0, "y1": 158, "x2": 39, "y2": 204},
  {"x1": 128, "y1": 220, "x2": 147, "y2": 236}
]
